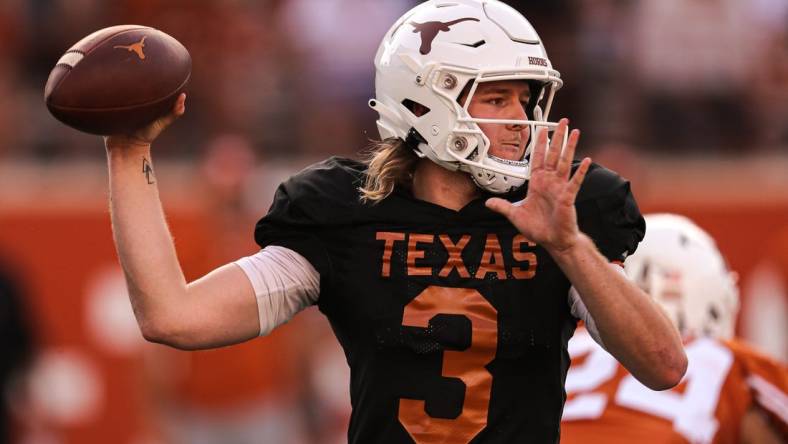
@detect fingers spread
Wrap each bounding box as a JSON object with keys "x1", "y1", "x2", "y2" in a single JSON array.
[
  {"x1": 565, "y1": 157, "x2": 591, "y2": 199},
  {"x1": 556, "y1": 129, "x2": 580, "y2": 179},
  {"x1": 530, "y1": 128, "x2": 549, "y2": 170},
  {"x1": 545, "y1": 118, "x2": 568, "y2": 170}
]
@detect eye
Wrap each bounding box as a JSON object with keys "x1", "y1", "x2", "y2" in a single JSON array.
[{"x1": 486, "y1": 97, "x2": 504, "y2": 105}]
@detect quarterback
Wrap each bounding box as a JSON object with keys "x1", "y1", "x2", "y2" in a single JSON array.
[
  {"x1": 104, "y1": 1, "x2": 686, "y2": 442},
  {"x1": 561, "y1": 214, "x2": 788, "y2": 444}
]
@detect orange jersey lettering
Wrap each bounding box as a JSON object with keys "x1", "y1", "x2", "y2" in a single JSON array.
[
  {"x1": 377, "y1": 232, "x2": 406, "y2": 277},
  {"x1": 375, "y1": 231, "x2": 538, "y2": 281},
  {"x1": 474, "y1": 234, "x2": 506, "y2": 280}
]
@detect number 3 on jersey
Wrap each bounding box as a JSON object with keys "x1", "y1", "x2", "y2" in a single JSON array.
[{"x1": 399, "y1": 286, "x2": 498, "y2": 444}]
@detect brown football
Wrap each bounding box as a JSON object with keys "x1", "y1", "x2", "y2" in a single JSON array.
[{"x1": 44, "y1": 25, "x2": 191, "y2": 135}]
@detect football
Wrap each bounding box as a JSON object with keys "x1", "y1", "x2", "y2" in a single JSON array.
[{"x1": 44, "y1": 25, "x2": 191, "y2": 135}]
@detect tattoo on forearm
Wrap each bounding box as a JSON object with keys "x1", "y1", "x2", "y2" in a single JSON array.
[{"x1": 142, "y1": 158, "x2": 155, "y2": 184}]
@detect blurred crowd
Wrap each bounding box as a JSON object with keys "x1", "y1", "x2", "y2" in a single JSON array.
[{"x1": 0, "y1": 0, "x2": 786, "y2": 162}]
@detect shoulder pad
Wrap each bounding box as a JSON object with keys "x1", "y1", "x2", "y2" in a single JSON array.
[
  {"x1": 276, "y1": 156, "x2": 366, "y2": 226},
  {"x1": 575, "y1": 162, "x2": 629, "y2": 203}
]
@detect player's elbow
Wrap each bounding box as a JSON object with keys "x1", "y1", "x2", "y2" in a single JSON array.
[
  {"x1": 140, "y1": 320, "x2": 203, "y2": 350},
  {"x1": 139, "y1": 316, "x2": 177, "y2": 346},
  {"x1": 137, "y1": 310, "x2": 201, "y2": 350},
  {"x1": 140, "y1": 324, "x2": 167, "y2": 345},
  {"x1": 642, "y1": 347, "x2": 688, "y2": 390},
  {"x1": 646, "y1": 366, "x2": 686, "y2": 391},
  {"x1": 668, "y1": 351, "x2": 689, "y2": 388}
]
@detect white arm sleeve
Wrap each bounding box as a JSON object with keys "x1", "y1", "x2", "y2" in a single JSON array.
[
  {"x1": 234, "y1": 246, "x2": 320, "y2": 337},
  {"x1": 568, "y1": 263, "x2": 629, "y2": 350}
]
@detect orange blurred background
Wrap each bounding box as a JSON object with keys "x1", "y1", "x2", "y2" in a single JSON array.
[{"x1": 0, "y1": 0, "x2": 786, "y2": 443}]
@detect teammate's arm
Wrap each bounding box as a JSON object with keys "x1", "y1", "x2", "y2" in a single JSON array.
[
  {"x1": 105, "y1": 94, "x2": 260, "y2": 350},
  {"x1": 740, "y1": 407, "x2": 785, "y2": 444},
  {"x1": 487, "y1": 119, "x2": 687, "y2": 390}
]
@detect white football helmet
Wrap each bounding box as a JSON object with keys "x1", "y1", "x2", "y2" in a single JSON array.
[
  {"x1": 370, "y1": 0, "x2": 563, "y2": 193},
  {"x1": 624, "y1": 214, "x2": 740, "y2": 340}
]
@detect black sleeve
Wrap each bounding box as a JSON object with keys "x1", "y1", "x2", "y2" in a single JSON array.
[
  {"x1": 253, "y1": 157, "x2": 366, "y2": 281},
  {"x1": 254, "y1": 182, "x2": 334, "y2": 280},
  {"x1": 575, "y1": 163, "x2": 646, "y2": 262}
]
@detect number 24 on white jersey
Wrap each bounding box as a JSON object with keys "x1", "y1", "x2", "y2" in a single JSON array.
[{"x1": 563, "y1": 332, "x2": 733, "y2": 444}]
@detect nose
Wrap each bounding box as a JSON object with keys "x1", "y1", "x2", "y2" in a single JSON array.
[{"x1": 505, "y1": 100, "x2": 529, "y2": 132}]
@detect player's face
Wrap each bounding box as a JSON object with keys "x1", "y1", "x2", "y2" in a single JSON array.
[{"x1": 466, "y1": 80, "x2": 531, "y2": 162}]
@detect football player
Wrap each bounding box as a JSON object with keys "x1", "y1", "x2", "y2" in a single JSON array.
[
  {"x1": 103, "y1": 1, "x2": 686, "y2": 442},
  {"x1": 561, "y1": 214, "x2": 788, "y2": 444}
]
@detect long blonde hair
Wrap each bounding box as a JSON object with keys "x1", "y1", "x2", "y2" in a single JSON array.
[{"x1": 358, "y1": 138, "x2": 419, "y2": 204}]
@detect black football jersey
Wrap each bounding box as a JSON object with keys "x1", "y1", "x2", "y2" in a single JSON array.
[{"x1": 254, "y1": 157, "x2": 644, "y2": 444}]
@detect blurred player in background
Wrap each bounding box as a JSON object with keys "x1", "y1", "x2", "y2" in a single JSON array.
[
  {"x1": 561, "y1": 213, "x2": 788, "y2": 444},
  {"x1": 0, "y1": 257, "x2": 35, "y2": 442},
  {"x1": 102, "y1": 1, "x2": 686, "y2": 442},
  {"x1": 743, "y1": 226, "x2": 788, "y2": 362}
]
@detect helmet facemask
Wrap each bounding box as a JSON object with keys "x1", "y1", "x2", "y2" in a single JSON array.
[{"x1": 448, "y1": 73, "x2": 562, "y2": 193}]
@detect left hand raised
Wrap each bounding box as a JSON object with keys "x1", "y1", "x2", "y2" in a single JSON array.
[{"x1": 486, "y1": 118, "x2": 591, "y2": 254}]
